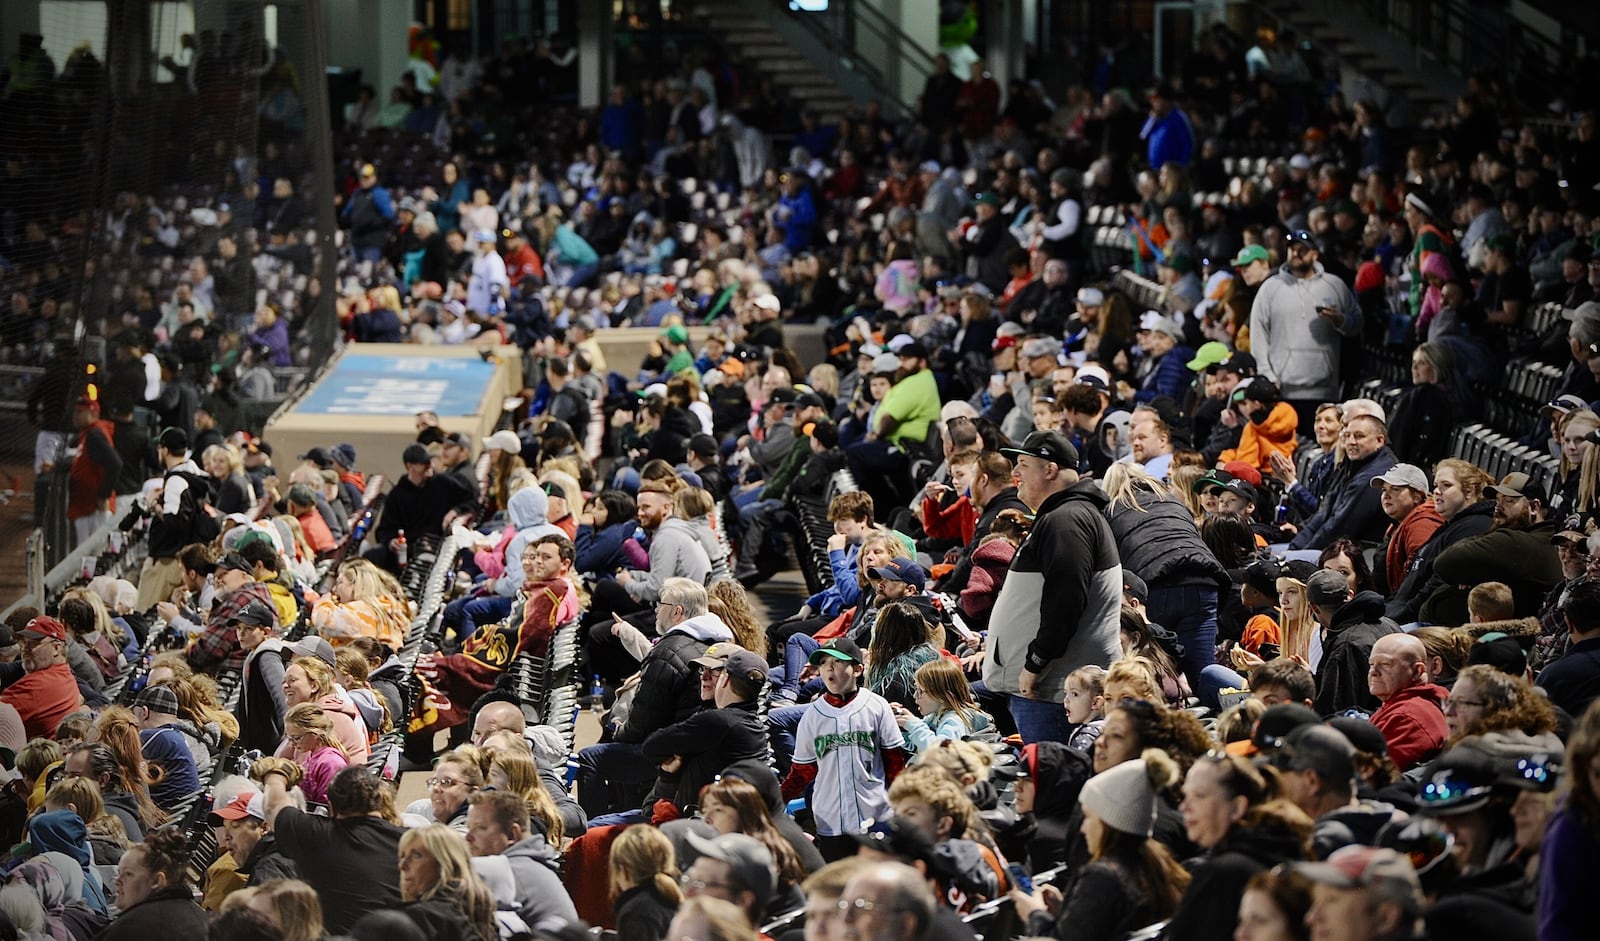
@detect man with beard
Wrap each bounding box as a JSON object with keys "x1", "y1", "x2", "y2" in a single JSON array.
[
  {"x1": 1128, "y1": 414, "x2": 1175, "y2": 480},
  {"x1": 1424, "y1": 472, "x2": 1563, "y2": 623},
  {"x1": 1249, "y1": 231, "x2": 1361, "y2": 428}
]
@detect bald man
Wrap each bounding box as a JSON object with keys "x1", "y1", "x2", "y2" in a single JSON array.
[
  {"x1": 471, "y1": 699, "x2": 589, "y2": 835},
  {"x1": 839, "y1": 863, "x2": 940, "y2": 941},
  {"x1": 1365, "y1": 634, "x2": 1449, "y2": 770}
]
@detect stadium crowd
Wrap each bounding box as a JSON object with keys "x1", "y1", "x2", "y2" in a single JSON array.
[{"x1": 6, "y1": 12, "x2": 1600, "y2": 941}]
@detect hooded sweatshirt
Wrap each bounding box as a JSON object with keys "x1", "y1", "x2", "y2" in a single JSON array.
[
  {"x1": 1220, "y1": 399, "x2": 1300, "y2": 474},
  {"x1": 1248, "y1": 261, "x2": 1362, "y2": 401},
  {"x1": 502, "y1": 834, "x2": 580, "y2": 924},
  {"x1": 1371, "y1": 683, "x2": 1449, "y2": 770},
  {"x1": 495, "y1": 487, "x2": 566, "y2": 596},
  {"x1": 983, "y1": 478, "x2": 1123, "y2": 699},
  {"x1": 624, "y1": 516, "x2": 713, "y2": 605}
]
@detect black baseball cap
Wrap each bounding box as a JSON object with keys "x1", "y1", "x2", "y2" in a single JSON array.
[
  {"x1": 298, "y1": 447, "x2": 334, "y2": 468},
  {"x1": 1000, "y1": 429, "x2": 1078, "y2": 468},
  {"x1": 1222, "y1": 477, "x2": 1259, "y2": 506},
  {"x1": 1231, "y1": 557, "x2": 1283, "y2": 597},
  {"x1": 852, "y1": 816, "x2": 935, "y2": 864}
]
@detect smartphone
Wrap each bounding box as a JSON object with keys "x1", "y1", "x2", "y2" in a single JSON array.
[
  {"x1": 1259, "y1": 643, "x2": 1282, "y2": 661},
  {"x1": 1007, "y1": 863, "x2": 1034, "y2": 894}
]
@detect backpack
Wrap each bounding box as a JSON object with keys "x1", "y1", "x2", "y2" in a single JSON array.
[{"x1": 168, "y1": 469, "x2": 221, "y2": 545}]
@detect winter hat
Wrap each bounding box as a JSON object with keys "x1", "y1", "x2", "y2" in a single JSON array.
[{"x1": 1078, "y1": 748, "x2": 1179, "y2": 837}]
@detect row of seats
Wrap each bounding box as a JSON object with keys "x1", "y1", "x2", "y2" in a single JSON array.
[
  {"x1": 1451, "y1": 422, "x2": 1563, "y2": 504},
  {"x1": 787, "y1": 469, "x2": 860, "y2": 597}
]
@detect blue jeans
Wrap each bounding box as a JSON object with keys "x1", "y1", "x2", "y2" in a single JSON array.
[
  {"x1": 353, "y1": 245, "x2": 383, "y2": 264},
  {"x1": 585, "y1": 808, "x2": 649, "y2": 829},
  {"x1": 1009, "y1": 694, "x2": 1072, "y2": 745},
  {"x1": 767, "y1": 704, "x2": 810, "y2": 772},
  {"x1": 1198, "y1": 664, "x2": 1248, "y2": 712},
  {"x1": 574, "y1": 742, "x2": 651, "y2": 818},
  {"x1": 442, "y1": 594, "x2": 514, "y2": 646},
  {"x1": 779, "y1": 635, "x2": 821, "y2": 696},
  {"x1": 1145, "y1": 584, "x2": 1220, "y2": 690}
]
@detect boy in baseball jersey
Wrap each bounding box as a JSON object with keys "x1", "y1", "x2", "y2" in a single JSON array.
[{"x1": 780, "y1": 637, "x2": 909, "y2": 861}]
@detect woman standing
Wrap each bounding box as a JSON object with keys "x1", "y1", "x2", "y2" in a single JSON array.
[
  {"x1": 397, "y1": 825, "x2": 498, "y2": 941},
  {"x1": 1011, "y1": 749, "x2": 1191, "y2": 941}
]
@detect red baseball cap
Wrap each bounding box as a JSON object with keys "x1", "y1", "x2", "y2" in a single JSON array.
[{"x1": 21, "y1": 617, "x2": 67, "y2": 643}]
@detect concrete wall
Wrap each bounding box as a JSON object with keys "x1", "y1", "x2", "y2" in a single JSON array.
[{"x1": 322, "y1": 0, "x2": 408, "y2": 98}]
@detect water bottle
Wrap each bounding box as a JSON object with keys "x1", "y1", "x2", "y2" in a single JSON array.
[
  {"x1": 589, "y1": 674, "x2": 605, "y2": 714},
  {"x1": 348, "y1": 511, "x2": 372, "y2": 544},
  {"x1": 395, "y1": 530, "x2": 408, "y2": 567}
]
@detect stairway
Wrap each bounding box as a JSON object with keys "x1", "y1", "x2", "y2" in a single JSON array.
[
  {"x1": 687, "y1": 0, "x2": 869, "y2": 124},
  {"x1": 1258, "y1": 0, "x2": 1459, "y2": 128}
]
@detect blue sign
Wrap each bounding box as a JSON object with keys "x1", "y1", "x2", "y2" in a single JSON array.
[{"x1": 295, "y1": 354, "x2": 496, "y2": 416}]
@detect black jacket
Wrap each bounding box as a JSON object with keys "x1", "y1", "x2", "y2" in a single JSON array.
[
  {"x1": 373, "y1": 471, "x2": 473, "y2": 545},
  {"x1": 616, "y1": 883, "x2": 680, "y2": 941},
  {"x1": 95, "y1": 887, "x2": 210, "y2": 941},
  {"x1": 236, "y1": 642, "x2": 289, "y2": 753},
  {"x1": 241, "y1": 832, "x2": 299, "y2": 885},
  {"x1": 1166, "y1": 821, "x2": 1307, "y2": 941},
  {"x1": 1384, "y1": 500, "x2": 1495, "y2": 623},
  {"x1": 642, "y1": 698, "x2": 769, "y2": 810},
  {"x1": 1289, "y1": 446, "x2": 1397, "y2": 550},
  {"x1": 615, "y1": 622, "x2": 720, "y2": 744},
  {"x1": 1105, "y1": 488, "x2": 1229, "y2": 589},
  {"x1": 1427, "y1": 518, "x2": 1564, "y2": 623},
  {"x1": 1315, "y1": 591, "x2": 1402, "y2": 716},
  {"x1": 940, "y1": 486, "x2": 1032, "y2": 593}
]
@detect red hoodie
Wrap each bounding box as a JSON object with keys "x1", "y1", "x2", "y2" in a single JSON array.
[{"x1": 1371, "y1": 683, "x2": 1449, "y2": 771}]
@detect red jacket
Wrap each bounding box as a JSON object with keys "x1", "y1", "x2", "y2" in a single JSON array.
[
  {"x1": 1383, "y1": 501, "x2": 1444, "y2": 592},
  {"x1": 2, "y1": 662, "x2": 82, "y2": 739},
  {"x1": 67, "y1": 419, "x2": 119, "y2": 520},
  {"x1": 1371, "y1": 683, "x2": 1449, "y2": 771},
  {"x1": 921, "y1": 492, "x2": 976, "y2": 543}
]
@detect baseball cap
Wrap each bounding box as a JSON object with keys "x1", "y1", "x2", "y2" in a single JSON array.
[
  {"x1": 132, "y1": 684, "x2": 181, "y2": 715},
  {"x1": 1488, "y1": 471, "x2": 1547, "y2": 506},
  {"x1": 767, "y1": 387, "x2": 800, "y2": 407},
  {"x1": 685, "y1": 832, "x2": 775, "y2": 909},
  {"x1": 20, "y1": 616, "x2": 67, "y2": 643},
  {"x1": 1551, "y1": 529, "x2": 1589, "y2": 550},
  {"x1": 1272, "y1": 722, "x2": 1357, "y2": 784},
  {"x1": 1020, "y1": 337, "x2": 1061, "y2": 360},
  {"x1": 1222, "y1": 477, "x2": 1259, "y2": 506},
  {"x1": 1371, "y1": 463, "x2": 1430, "y2": 493},
  {"x1": 991, "y1": 335, "x2": 1018, "y2": 353},
  {"x1": 1231, "y1": 244, "x2": 1271, "y2": 266},
  {"x1": 1326, "y1": 716, "x2": 1390, "y2": 761},
  {"x1": 972, "y1": 191, "x2": 999, "y2": 207},
  {"x1": 286, "y1": 483, "x2": 317, "y2": 507},
  {"x1": 1121, "y1": 569, "x2": 1149, "y2": 604},
  {"x1": 752, "y1": 294, "x2": 782, "y2": 312},
  {"x1": 1076, "y1": 287, "x2": 1105, "y2": 306},
  {"x1": 868, "y1": 558, "x2": 927, "y2": 592},
  {"x1": 207, "y1": 791, "x2": 265, "y2": 828},
  {"x1": 809, "y1": 637, "x2": 864, "y2": 665},
  {"x1": 1305, "y1": 569, "x2": 1352, "y2": 607},
  {"x1": 472, "y1": 229, "x2": 497, "y2": 243},
  {"x1": 1295, "y1": 846, "x2": 1423, "y2": 907},
  {"x1": 794, "y1": 392, "x2": 827, "y2": 411},
  {"x1": 402, "y1": 443, "x2": 431, "y2": 466},
  {"x1": 1187, "y1": 341, "x2": 1231, "y2": 372},
  {"x1": 661, "y1": 324, "x2": 689, "y2": 345},
  {"x1": 441, "y1": 431, "x2": 472, "y2": 450},
  {"x1": 691, "y1": 642, "x2": 747, "y2": 669},
  {"x1": 1075, "y1": 365, "x2": 1111, "y2": 392},
  {"x1": 1231, "y1": 557, "x2": 1283, "y2": 597},
  {"x1": 1192, "y1": 468, "x2": 1233, "y2": 494},
  {"x1": 918, "y1": 160, "x2": 942, "y2": 174},
  {"x1": 1211, "y1": 351, "x2": 1257, "y2": 375},
  {"x1": 484, "y1": 430, "x2": 523, "y2": 454},
  {"x1": 1540, "y1": 393, "x2": 1589, "y2": 418},
  {"x1": 158, "y1": 427, "x2": 189, "y2": 453},
  {"x1": 871, "y1": 353, "x2": 902, "y2": 375},
  {"x1": 226, "y1": 600, "x2": 277, "y2": 629},
  {"x1": 851, "y1": 816, "x2": 935, "y2": 864},
  {"x1": 898, "y1": 340, "x2": 931, "y2": 360},
  {"x1": 1221, "y1": 460, "x2": 1263, "y2": 488},
  {"x1": 289, "y1": 636, "x2": 337, "y2": 668},
  {"x1": 298, "y1": 447, "x2": 334, "y2": 468},
  {"x1": 1415, "y1": 746, "x2": 1500, "y2": 816},
  {"x1": 1139, "y1": 312, "x2": 1184, "y2": 340},
  {"x1": 215, "y1": 551, "x2": 254, "y2": 575},
  {"x1": 1000, "y1": 429, "x2": 1079, "y2": 468},
  {"x1": 1468, "y1": 633, "x2": 1527, "y2": 677},
  {"x1": 722, "y1": 650, "x2": 771, "y2": 684},
  {"x1": 1225, "y1": 702, "x2": 1320, "y2": 757},
  {"x1": 73, "y1": 394, "x2": 99, "y2": 413}
]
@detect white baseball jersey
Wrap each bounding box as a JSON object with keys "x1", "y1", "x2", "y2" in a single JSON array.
[{"x1": 792, "y1": 689, "x2": 904, "y2": 836}]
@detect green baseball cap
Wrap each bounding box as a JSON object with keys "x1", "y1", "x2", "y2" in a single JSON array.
[
  {"x1": 972, "y1": 192, "x2": 1000, "y2": 207},
  {"x1": 1231, "y1": 244, "x2": 1270, "y2": 266},
  {"x1": 661, "y1": 324, "x2": 689, "y2": 345},
  {"x1": 1187, "y1": 341, "x2": 1231, "y2": 372}
]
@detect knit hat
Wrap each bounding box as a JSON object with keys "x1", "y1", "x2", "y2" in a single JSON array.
[{"x1": 1077, "y1": 749, "x2": 1178, "y2": 837}]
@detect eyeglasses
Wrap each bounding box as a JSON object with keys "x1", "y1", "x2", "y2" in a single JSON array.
[
  {"x1": 680, "y1": 875, "x2": 737, "y2": 893},
  {"x1": 425, "y1": 776, "x2": 473, "y2": 789},
  {"x1": 838, "y1": 898, "x2": 902, "y2": 917},
  {"x1": 1441, "y1": 697, "x2": 1486, "y2": 712}
]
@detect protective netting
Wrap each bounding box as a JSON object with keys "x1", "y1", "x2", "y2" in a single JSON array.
[{"x1": 2, "y1": 0, "x2": 337, "y2": 567}]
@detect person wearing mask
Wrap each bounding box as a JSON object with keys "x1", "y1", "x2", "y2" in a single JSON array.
[
  {"x1": 1385, "y1": 459, "x2": 1495, "y2": 624},
  {"x1": 1288, "y1": 415, "x2": 1396, "y2": 551},
  {"x1": 1219, "y1": 378, "x2": 1299, "y2": 479},
  {"x1": 983, "y1": 431, "x2": 1122, "y2": 743},
  {"x1": 1369, "y1": 464, "x2": 1443, "y2": 596},
  {"x1": 1304, "y1": 570, "x2": 1401, "y2": 716},
  {"x1": 1249, "y1": 231, "x2": 1362, "y2": 427},
  {"x1": 1365, "y1": 634, "x2": 1449, "y2": 771},
  {"x1": 1428, "y1": 472, "x2": 1564, "y2": 623}
]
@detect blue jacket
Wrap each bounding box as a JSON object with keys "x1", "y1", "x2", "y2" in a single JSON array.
[
  {"x1": 1289, "y1": 447, "x2": 1397, "y2": 550},
  {"x1": 1142, "y1": 108, "x2": 1195, "y2": 168},
  {"x1": 777, "y1": 188, "x2": 817, "y2": 253},
  {"x1": 575, "y1": 520, "x2": 639, "y2": 577},
  {"x1": 1135, "y1": 347, "x2": 1193, "y2": 403},
  {"x1": 804, "y1": 544, "x2": 862, "y2": 617}
]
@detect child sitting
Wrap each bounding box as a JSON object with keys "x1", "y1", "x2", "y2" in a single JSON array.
[
  {"x1": 892, "y1": 657, "x2": 993, "y2": 754},
  {"x1": 1062, "y1": 664, "x2": 1108, "y2": 753}
]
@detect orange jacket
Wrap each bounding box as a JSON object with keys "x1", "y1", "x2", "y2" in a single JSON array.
[{"x1": 1221, "y1": 400, "x2": 1299, "y2": 473}]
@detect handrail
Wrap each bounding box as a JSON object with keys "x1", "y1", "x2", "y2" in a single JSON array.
[{"x1": 756, "y1": 0, "x2": 935, "y2": 118}]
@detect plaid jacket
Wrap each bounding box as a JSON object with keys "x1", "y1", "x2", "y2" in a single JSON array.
[{"x1": 188, "y1": 581, "x2": 276, "y2": 675}]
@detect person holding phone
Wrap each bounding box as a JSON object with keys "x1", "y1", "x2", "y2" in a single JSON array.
[{"x1": 1247, "y1": 230, "x2": 1362, "y2": 431}]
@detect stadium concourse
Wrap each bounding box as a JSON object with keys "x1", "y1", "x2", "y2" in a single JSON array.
[{"x1": 7, "y1": 10, "x2": 1600, "y2": 941}]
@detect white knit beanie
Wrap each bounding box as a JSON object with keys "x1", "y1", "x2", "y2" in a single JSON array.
[{"x1": 1078, "y1": 749, "x2": 1178, "y2": 837}]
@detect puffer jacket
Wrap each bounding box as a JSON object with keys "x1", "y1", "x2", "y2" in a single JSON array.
[
  {"x1": 624, "y1": 517, "x2": 713, "y2": 605},
  {"x1": 614, "y1": 612, "x2": 733, "y2": 744},
  {"x1": 1104, "y1": 487, "x2": 1229, "y2": 590},
  {"x1": 1315, "y1": 591, "x2": 1402, "y2": 716},
  {"x1": 1220, "y1": 399, "x2": 1300, "y2": 474},
  {"x1": 1384, "y1": 500, "x2": 1495, "y2": 623}
]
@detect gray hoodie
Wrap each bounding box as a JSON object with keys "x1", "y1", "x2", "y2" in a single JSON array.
[
  {"x1": 501, "y1": 836, "x2": 579, "y2": 925},
  {"x1": 1248, "y1": 262, "x2": 1361, "y2": 401},
  {"x1": 495, "y1": 486, "x2": 566, "y2": 596},
  {"x1": 625, "y1": 516, "x2": 712, "y2": 604}
]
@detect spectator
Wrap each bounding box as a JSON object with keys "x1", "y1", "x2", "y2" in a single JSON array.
[
  {"x1": 1365, "y1": 635, "x2": 1449, "y2": 770},
  {"x1": 1304, "y1": 570, "x2": 1401, "y2": 715},
  {"x1": 1537, "y1": 579, "x2": 1600, "y2": 717},
  {"x1": 462, "y1": 790, "x2": 578, "y2": 926},
  {"x1": 1288, "y1": 415, "x2": 1396, "y2": 551},
  {"x1": 130, "y1": 685, "x2": 204, "y2": 810},
  {"x1": 98, "y1": 830, "x2": 208, "y2": 941},
  {"x1": 207, "y1": 790, "x2": 297, "y2": 888},
  {"x1": 0, "y1": 617, "x2": 84, "y2": 739},
  {"x1": 1428, "y1": 472, "x2": 1563, "y2": 623},
  {"x1": 1386, "y1": 459, "x2": 1496, "y2": 624},
  {"x1": 1370, "y1": 464, "x2": 1443, "y2": 596},
  {"x1": 1295, "y1": 846, "x2": 1424, "y2": 941},
  {"x1": 1249, "y1": 231, "x2": 1361, "y2": 425}
]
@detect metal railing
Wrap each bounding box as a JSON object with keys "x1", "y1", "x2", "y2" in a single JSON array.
[
  {"x1": 762, "y1": 0, "x2": 937, "y2": 117},
  {"x1": 1351, "y1": 0, "x2": 1571, "y2": 101}
]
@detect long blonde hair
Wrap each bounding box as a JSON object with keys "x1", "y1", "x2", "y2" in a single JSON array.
[
  {"x1": 1100, "y1": 462, "x2": 1171, "y2": 513},
  {"x1": 397, "y1": 826, "x2": 497, "y2": 941},
  {"x1": 1274, "y1": 575, "x2": 1318, "y2": 664},
  {"x1": 608, "y1": 823, "x2": 682, "y2": 904},
  {"x1": 487, "y1": 746, "x2": 563, "y2": 843},
  {"x1": 285, "y1": 703, "x2": 348, "y2": 759},
  {"x1": 707, "y1": 578, "x2": 768, "y2": 658}
]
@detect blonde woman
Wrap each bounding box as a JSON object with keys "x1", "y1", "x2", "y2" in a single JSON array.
[
  {"x1": 203, "y1": 443, "x2": 256, "y2": 516},
  {"x1": 278, "y1": 656, "x2": 369, "y2": 764},
  {"x1": 245, "y1": 879, "x2": 323, "y2": 941},
  {"x1": 608, "y1": 825, "x2": 683, "y2": 941},
  {"x1": 312, "y1": 558, "x2": 411, "y2": 650},
  {"x1": 398, "y1": 825, "x2": 497, "y2": 941},
  {"x1": 282, "y1": 703, "x2": 349, "y2": 805},
  {"x1": 707, "y1": 578, "x2": 768, "y2": 659},
  {"x1": 484, "y1": 746, "x2": 564, "y2": 844},
  {"x1": 1554, "y1": 408, "x2": 1599, "y2": 514}
]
